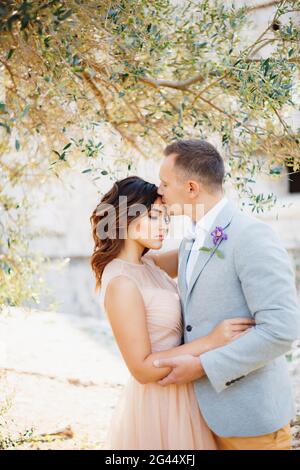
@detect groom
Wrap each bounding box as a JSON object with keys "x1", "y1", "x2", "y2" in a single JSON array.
[{"x1": 154, "y1": 139, "x2": 300, "y2": 450}]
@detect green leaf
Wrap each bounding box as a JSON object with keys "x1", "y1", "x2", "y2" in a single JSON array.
[
  {"x1": 199, "y1": 246, "x2": 212, "y2": 253},
  {"x1": 0, "y1": 122, "x2": 11, "y2": 133},
  {"x1": 21, "y1": 105, "x2": 30, "y2": 118},
  {"x1": 82, "y1": 169, "x2": 92, "y2": 173},
  {"x1": 21, "y1": 15, "x2": 30, "y2": 30},
  {"x1": 215, "y1": 249, "x2": 225, "y2": 259},
  {"x1": 194, "y1": 41, "x2": 208, "y2": 48},
  {"x1": 199, "y1": 246, "x2": 224, "y2": 259},
  {"x1": 63, "y1": 142, "x2": 72, "y2": 151},
  {"x1": 57, "y1": 9, "x2": 73, "y2": 21},
  {"x1": 7, "y1": 48, "x2": 14, "y2": 60},
  {"x1": 15, "y1": 139, "x2": 20, "y2": 151}
]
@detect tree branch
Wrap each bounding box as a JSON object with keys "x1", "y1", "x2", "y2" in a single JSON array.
[{"x1": 140, "y1": 73, "x2": 205, "y2": 90}]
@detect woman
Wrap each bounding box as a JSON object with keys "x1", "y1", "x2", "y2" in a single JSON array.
[{"x1": 90, "y1": 176, "x2": 254, "y2": 450}]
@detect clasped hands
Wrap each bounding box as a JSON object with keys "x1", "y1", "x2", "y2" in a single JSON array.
[{"x1": 153, "y1": 354, "x2": 205, "y2": 386}]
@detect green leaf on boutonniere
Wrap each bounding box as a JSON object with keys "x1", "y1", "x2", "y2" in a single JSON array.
[
  {"x1": 215, "y1": 249, "x2": 225, "y2": 259},
  {"x1": 199, "y1": 247, "x2": 211, "y2": 253},
  {"x1": 199, "y1": 246, "x2": 225, "y2": 259}
]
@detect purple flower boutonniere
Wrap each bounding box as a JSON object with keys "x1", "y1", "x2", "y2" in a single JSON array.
[{"x1": 199, "y1": 226, "x2": 228, "y2": 259}]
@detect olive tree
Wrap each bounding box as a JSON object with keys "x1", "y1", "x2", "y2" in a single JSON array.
[{"x1": 0, "y1": 0, "x2": 299, "y2": 305}]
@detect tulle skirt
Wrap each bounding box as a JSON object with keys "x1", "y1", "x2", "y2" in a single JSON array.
[{"x1": 104, "y1": 375, "x2": 217, "y2": 450}]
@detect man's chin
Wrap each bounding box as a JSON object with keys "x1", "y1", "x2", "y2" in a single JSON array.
[{"x1": 168, "y1": 209, "x2": 183, "y2": 217}]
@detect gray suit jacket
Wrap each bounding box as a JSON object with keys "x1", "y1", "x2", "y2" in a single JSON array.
[{"x1": 178, "y1": 200, "x2": 300, "y2": 437}]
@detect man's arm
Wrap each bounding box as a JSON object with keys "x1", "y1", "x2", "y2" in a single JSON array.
[
  {"x1": 144, "y1": 249, "x2": 178, "y2": 278},
  {"x1": 199, "y1": 221, "x2": 300, "y2": 394}
]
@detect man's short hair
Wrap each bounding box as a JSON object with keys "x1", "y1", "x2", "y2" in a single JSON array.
[{"x1": 164, "y1": 139, "x2": 225, "y2": 190}]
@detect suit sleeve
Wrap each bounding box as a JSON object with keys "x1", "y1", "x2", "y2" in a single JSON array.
[{"x1": 199, "y1": 221, "x2": 300, "y2": 393}]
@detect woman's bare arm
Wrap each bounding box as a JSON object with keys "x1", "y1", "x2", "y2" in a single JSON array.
[
  {"x1": 145, "y1": 249, "x2": 178, "y2": 278},
  {"x1": 105, "y1": 276, "x2": 254, "y2": 385}
]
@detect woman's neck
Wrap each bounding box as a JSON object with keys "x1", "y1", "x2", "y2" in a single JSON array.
[{"x1": 117, "y1": 240, "x2": 145, "y2": 265}]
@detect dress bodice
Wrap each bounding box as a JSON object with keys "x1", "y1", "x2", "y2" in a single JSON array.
[{"x1": 100, "y1": 255, "x2": 183, "y2": 352}]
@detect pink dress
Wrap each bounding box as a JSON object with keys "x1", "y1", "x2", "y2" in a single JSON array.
[{"x1": 100, "y1": 255, "x2": 217, "y2": 450}]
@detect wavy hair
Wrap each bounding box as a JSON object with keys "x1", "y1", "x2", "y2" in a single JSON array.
[{"x1": 90, "y1": 176, "x2": 159, "y2": 292}]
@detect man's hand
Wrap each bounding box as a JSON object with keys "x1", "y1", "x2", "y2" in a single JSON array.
[{"x1": 153, "y1": 354, "x2": 206, "y2": 386}]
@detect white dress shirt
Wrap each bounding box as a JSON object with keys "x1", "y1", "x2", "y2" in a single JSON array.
[{"x1": 185, "y1": 197, "x2": 228, "y2": 286}]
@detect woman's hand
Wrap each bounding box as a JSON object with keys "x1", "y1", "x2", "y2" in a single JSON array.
[{"x1": 208, "y1": 317, "x2": 255, "y2": 349}]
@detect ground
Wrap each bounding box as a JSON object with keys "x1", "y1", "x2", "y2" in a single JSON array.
[{"x1": 0, "y1": 307, "x2": 299, "y2": 450}]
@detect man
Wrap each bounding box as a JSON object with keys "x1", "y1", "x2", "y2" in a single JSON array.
[{"x1": 154, "y1": 139, "x2": 300, "y2": 450}]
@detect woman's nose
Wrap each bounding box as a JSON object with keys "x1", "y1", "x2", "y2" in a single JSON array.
[{"x1": 160, "y1": 223, "x2": 169, "y2": 234}]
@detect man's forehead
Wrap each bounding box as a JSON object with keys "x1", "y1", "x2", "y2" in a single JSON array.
[{"x1": 160, "y1": 154, "x2": 175, "y2": 177}]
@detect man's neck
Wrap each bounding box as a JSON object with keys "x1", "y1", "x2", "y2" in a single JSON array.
[{"x1": 192, "y1": 193, "x2": 225, "y2": 223}]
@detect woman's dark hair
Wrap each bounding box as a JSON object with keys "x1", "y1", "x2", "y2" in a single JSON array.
[{"x1": 90, "y1": 176, "x2": 159, "y2": 292}]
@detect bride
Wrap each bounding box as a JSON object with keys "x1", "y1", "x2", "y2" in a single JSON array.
[{"x1": 90, "y1": 175, "x2": 253, "y2": 450}]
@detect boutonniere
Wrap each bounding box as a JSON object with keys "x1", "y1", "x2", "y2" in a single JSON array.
[{"x1": 199, "y1": 226, "x2": 228, "y2": 259}]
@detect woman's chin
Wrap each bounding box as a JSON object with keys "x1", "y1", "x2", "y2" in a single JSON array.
[{"x1": 148, "y1": 240, "x2": 163, "y2": 250}]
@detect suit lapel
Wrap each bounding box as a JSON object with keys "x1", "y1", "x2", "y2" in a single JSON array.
[
  {"x1": 178, "y1": 237, "x2": 194, "y2": 302},
  {"x1": 185, "y1": 200, "x2": 237, "y2": 301}
]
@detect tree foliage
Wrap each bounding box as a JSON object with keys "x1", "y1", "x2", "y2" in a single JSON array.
[{"x1": 0, "y1": 0, "x2": 300, "y2": 305}]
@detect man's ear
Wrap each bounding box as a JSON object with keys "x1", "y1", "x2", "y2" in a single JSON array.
[{"x1": 187, "y1": 179, "x2": 200, "y2": 198}]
